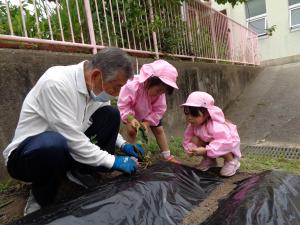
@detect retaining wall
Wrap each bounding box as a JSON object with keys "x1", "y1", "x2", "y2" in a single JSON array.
[{"x1": 0, "y1": 48, "x2": 261, "y2": 180}]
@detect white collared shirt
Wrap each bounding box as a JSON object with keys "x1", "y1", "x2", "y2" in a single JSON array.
[{"x1": 3, "y1": 61, "x2": 126, "y2": 168}]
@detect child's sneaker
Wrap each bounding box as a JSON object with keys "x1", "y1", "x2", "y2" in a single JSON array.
[
  {"x1": 220, "y1": 158, "x2": 240, "y2": 177},
  {"x1": 161, "y1": 155, "x2": 180, "y2": 164},
  {"x1": 198, "y1": 157, "x2": 217, "y2": 171},
  {"x1": 164, "y1": 155, "x2": 181, "y2": 164}
]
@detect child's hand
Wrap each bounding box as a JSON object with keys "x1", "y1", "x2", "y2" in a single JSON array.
[
  {"x1": 186, "y1": 151, "x2": 194, "y2": 157},
  {"x1": 142, "y1": 121, "x2": 150, "y2": 133},
  {"x1": 190, "y1": 147, "x2": 207, "y2": 156},
  {"x1": 130, "y1": 118, "x2": 141, "y2": 131}
]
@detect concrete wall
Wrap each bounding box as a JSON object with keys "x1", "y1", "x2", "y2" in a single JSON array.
[
  {"x1": 261, "y1": 53, "x2": 300, "y2": 66},
  {"x1": 0, "y1": 48, "x2": 260, "y2": 181},
  {"x1": 211, "y1": 0, "x2": 300, "y2": 61}
]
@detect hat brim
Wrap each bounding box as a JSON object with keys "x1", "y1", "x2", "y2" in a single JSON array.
[
  {"x1": 159, "y1": 77, "x2": 179, "y2": 89},
  {"x1": 138, "y1": 70, "x2": 150, "y2": 83},
  {"x1": 180, "y1": 103, "x2": 204, "y2": 107},
  {"x1": 180, "y1": 104, "x2": 225, "y2": 123}
]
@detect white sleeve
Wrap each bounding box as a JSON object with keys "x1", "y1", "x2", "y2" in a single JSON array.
[
  {"x1": 116, "y1": 133, "x2": 127, "y2": 148},
  {"x1": 36, "y1": 80, "x2": 115, "y2": 168}
]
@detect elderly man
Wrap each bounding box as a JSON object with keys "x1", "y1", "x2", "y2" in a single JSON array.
[{"x1": 3, "y1": 47, "x2": 144, "y2": 215}]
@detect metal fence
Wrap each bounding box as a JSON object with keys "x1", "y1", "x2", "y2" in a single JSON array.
[{"x1": 0, "y1": 0, "x2": 260, "y2": 65}]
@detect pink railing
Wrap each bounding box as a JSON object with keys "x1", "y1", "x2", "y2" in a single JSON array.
[
  {"x1": 0, "y1": 0, "x2": 260, "y2": 65},
  {"x1": 184, "y1": 1, "x2": 259, "y2": 64}
]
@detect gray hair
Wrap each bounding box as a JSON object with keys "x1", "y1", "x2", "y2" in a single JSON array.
[{"x1": 87, "y1": 47, "x2": 133, "y2": 81}]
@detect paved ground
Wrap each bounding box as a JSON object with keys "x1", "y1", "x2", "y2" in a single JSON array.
[{"x1": 225, "y1": 62, "x2": 300, "y2": 148}]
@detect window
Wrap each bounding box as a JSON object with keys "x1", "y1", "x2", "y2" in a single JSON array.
[
  {"x1": 245, "y1": 0, "x2": 267, "y2": 36},
  {"x1": 289, "y1": 0, "x2": 300, "y2": 30}
]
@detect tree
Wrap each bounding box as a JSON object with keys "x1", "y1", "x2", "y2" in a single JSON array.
[{"x1": 215, "y1": 0, "x2": 248, "y2": 7}]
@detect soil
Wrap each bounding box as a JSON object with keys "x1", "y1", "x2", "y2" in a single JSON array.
[
  {"x1": 182, "y1": 170, "x2": 251, "y2": 225},
  {"x1": 0, "y1": 161, "x2": 253, "y2": 225},
  {"x1": 0, "y1": 188, "x2": 28, "y2": 224}
]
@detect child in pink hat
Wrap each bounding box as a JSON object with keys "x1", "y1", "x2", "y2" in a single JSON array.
[
  {"x1": 118, "y1": 60, "x2": 179, "y2": 162},
  {"x1": 181, "y1": 91, "x2": 241, "y2": 176}
]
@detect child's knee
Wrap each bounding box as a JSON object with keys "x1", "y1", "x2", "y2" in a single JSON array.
[
  {"x1": 222, "y1": 152, "x2": 234, "y2": 161},
  {"x1": 152, "y1": 126, "x2": 164, "y2": 135},
  {"x1": 191, "y1": 136, "x2": 206, "y2": 147}
]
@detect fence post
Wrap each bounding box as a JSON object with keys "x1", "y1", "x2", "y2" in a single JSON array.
[
  {"x1": 228, "y1": 21, "x2": 235, "y2": 64},
  {"x1": 83, "y1": 0, "x2": 97, "y2": 54},
  {"x1": 242, "y1": 27, "x2": 246, "y2": 64},
  {"x1": 148, "y1": 0, "x2": 159, "y2": 59},
  {"x1": 250, "y1": 34, "x2": 255, "y2": 65},
  {"x1": 185, "y1": 1, "x2": 193, "y2": 56},
  {"x1": 4, "y1": 0, "x2": 14, "y2": 35},
  {"x1": 209, "y1": 8, "x2": 218, "y2": 62},
  {"x1": 256, "y1": 38, "x2": 260, "y2": 65}
]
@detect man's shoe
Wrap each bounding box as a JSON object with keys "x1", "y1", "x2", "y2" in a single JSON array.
[
  {"x1": 66, "y1": 169, "x2": 98, "y2": 189},
  {"x1": 24, "y1": 190, "x2": 41, "y2": 216}
]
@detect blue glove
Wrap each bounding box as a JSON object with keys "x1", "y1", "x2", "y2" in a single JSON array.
[
  {"x1": 121, "y1": 143, "x2": 145, "y2": 160},
  {"x1": 112, "y1": 156, "x2": 137, "y2": 174}
]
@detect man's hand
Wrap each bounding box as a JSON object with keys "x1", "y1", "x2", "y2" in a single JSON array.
[
  {"x1": 112, "y1": 156, "x2": 137, "y2": 174},
  {"x1": 121, "y1": 143, "x2": 145, "y2": 161}
]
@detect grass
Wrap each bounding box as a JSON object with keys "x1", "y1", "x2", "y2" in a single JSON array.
[
  {"x1": 0, "y1": 179, "x2": 29, "y2": 194},
  {"x1": 144, "y1": 137, "x2": 300, "y2": 175},
  {"x1": 0, "y1": 180, "x2": 12, "y2": 193},
  {"x1": 144, "y1": 136, "x2": 191, "y2": 160},
  {"x1": 1, "y1": 137, "x2": 300, "y2": 193},
  {"x1": 240, "y1": 154, "x2": 300, "y2": 174}
]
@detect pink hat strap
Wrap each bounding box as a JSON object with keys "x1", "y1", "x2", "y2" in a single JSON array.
[{"x1": 207, "y1": 105, "x2": 225, "y2": 123}]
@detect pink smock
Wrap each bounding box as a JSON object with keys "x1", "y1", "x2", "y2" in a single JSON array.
[
  {"x1": 117, "y1": 75, "x2": 167, "y2": 126},
  {"x1": 183, "y1": 120, "x2": 241, "y2": 158},
  {"x1": 182, "y1": 91, "x2": 241, "y2": 158}
]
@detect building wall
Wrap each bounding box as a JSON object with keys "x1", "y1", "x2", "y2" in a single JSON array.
[
  {"x1": 210, "y1": 0, "x2": 300, "y2": 61},
  {"x1": 0, "y1": 48, "x2": 261, "y2": 181}
]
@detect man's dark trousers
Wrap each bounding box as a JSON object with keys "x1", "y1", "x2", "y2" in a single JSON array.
[{"x1": 7, "y1": 106, "x2": 120, "y2": 206}]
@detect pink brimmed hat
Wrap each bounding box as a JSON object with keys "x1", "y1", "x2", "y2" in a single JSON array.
[
  {"x1": 139, "y1": 60, "x2": 179, "y2": 89},
  {"x1": 181, "y1": 91, "x2": 225, "y2": 123}
]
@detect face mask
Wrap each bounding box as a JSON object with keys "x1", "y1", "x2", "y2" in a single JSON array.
[
  {"x1": 90, "y1": 74, "x2": 114, "y2": 102},
  {"x1": 90, "y1": 90, "x2": 114, "y2": 102}
]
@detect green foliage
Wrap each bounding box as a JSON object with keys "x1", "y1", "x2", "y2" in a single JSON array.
[
  {"x1": 0, "y1": 0, "x2": 249, "y2": 57},
  {"x1": 0, "y1": 179, "x2": 28, "y2": 193},
  {"x1": 0, "y1": 0, "x2": 88, "y2": 42},
  {"x1": 189, "y1": 25, "x2": 228, "y2": 60},
  {"x1": 110, "y1": 96, "x2": 118, "y2": 107},
  {"x1": 148, "y1": 136, "x2": 300, "y2": 174},
  {"x1": 127, "y1": 115, "x2": 148, "y2": 145},
  {"x1": 215, "y1": 0, "x2": 248, "y2": 7},
  {"x1": 241, "y1": 153, "x2": 300, "y2": 174},
  {"x1": 143, "y1": 138, "x2": 159, "y2": 155},
  {"x1": 90, "y1": 134, "x2": 98, "y2": 145},
  {"x1": 143, "y1": 136, "x2": 189, "y2": 163},
  {"x1": 0, "y1": 0, "x2": 185, "y2": 54},
  {"x1": 0, "y1": 180, "x2": 12, "y2": 193},
  {"x1": 266, "y1": 25, "x2": 276, "y2": 36},
  {"x1": 169, "y1": 136, "x2": 189, "y2": 159}
]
